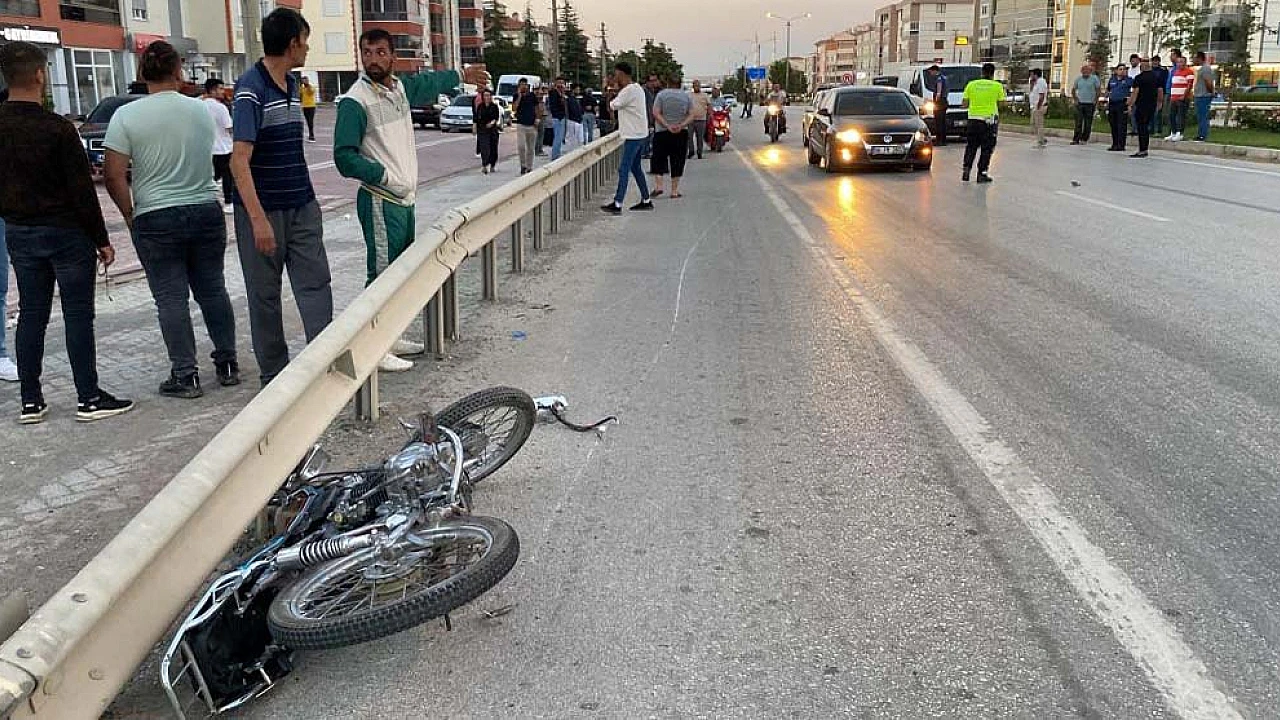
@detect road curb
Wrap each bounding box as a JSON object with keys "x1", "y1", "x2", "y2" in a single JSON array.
[{"x1": 1003, "y1": 123, "x2": 1280, "y2": 164}]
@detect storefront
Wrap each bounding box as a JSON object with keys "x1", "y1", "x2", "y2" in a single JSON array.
[
  {"x1": 0, "y1": 24, "x2": 62, "y2": 100},
  {"x1": 1, "y1": 19, "x2": 128, "y2": 116}
]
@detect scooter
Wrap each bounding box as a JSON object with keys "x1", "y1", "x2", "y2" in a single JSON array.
[
  {"x1": 765, "y1": 103, "x2": 783, "y2": 143},
  {"x1": 707, "y1": 106, "x2": 732, "y2": 153}
]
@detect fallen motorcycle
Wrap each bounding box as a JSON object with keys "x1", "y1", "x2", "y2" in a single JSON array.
[{"x1": 160, "y1": 387, "x2": 561, "y2": 718}]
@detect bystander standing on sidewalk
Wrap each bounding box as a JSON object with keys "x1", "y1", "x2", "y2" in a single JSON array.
[
  {"x1": 650, "y1": 76, "x2": 694, "y2": 199},
  {"x1": 960, "y1": 63, "x2": 1005, "y2": 184},
  {"x1": 1029, "y1": 68, "x2": 1049, "y2": 147},
  {"x1": 0, "y1": 41, "x2": 134, "y2": 423},
  {"x1": 1127, "y1": 56, "x2": 1163, "y2": 158},
  {"x1": 1149, "y1": 55, "x2": 1170, "y2": 136},
  {"x1": 1070, "y1": 64, "x2": 1101, "y2": 144},
  {"x1": 514, "y1": 79, "x2": 540, "y2": 173},
  {"x1": 601, "y1": 62, "x2": 654, "y2": 215},
  {"x1": 0, "y1": 216, "x2": 15, "y2": 383},
  {"x1": 1192, "y1": 51, "x2": 1215, "y2": 142},
  {"x1": 1166, "y1": 49, "x2": 1194, "y2": 141},
  {"x1": 643, "y1": 74, "x2": 660, "y2": 158},
  {"x1": 231, "y1": 8, "x2": 334, "y2": 386},
  {"x1": 202, "y1": 79, "x2": 236, "y2": 215},
  {"x1": 580, "y1": 85, "x2": 598, "y2": 143},
  {"x1": 335, "y1": 28, "x2": 453, "y2": 373},
  {"x1": 1127, "y1": 54, "x2": 1143, "y2": 137},
  {"x1": 300, "y1": 75, "x2": 317, "y2": 142},
  {"x1": 548, "y1": 77, "x2": 568, "y2": 160},
  {"x1": 475, "y1": 89, "x2": 502, "y2": 173},
  {"x1": 103, "y1": 41, "x2": 240, "y2": 398},
  {"x1": 687, "y1": 79, "x2": 710, "y2": 159},
  {"x1": 1106, "y1": 64, "x2": 1133, "y2": 152},
  {"x1": 535, "y1": 86, "x2": 549, "y2": 156},
  {"x1": 566, "y1": 85, "x2": 584, "y2": 149}
]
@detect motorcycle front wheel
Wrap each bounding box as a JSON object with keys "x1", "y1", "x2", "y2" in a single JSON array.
[
  {"x1": 432, "y1": 387, "x2": 537, "y2": 484},
  {"x1": 267, "y1": 515, "x2": 519, "y2": 650}
]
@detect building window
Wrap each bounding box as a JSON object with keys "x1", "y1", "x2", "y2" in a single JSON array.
[
  {"x1": 60, "y1": 0, "x2": 122, "y2": 24},
  {"x1": 461, "y1": 46, "x2": 482, "y2": 63},
  {"x1": 980, "y1": 3, "x2": 989, "y2": 16},
  {"x1": 70, "y1": 48, "x2": 118, "y2": 117},
  {"x1": 0, "y1": 1, "x2": 41, "y2": 17},
  {"x1": 934, "y1": 39, "x2": 946, "y2": 49},
  {"x1": 908, "y1": 21, "x2": 919, "y2": 34},
  {"x1": 936, "y1": 3, "x2": 946, "y2": 12},
  {"x1": 392, "y1": 34, "x2": 422, "y2": 59},
  {"x1": 979, "y1": 26, "x2": 989, "y2": 39},
  {"x1": 325, "y1": 32, "x2": 345, "y2": 55},
  {"x1": 323, "y1": 0, "x2": 344, "y2": 16},
  {"x1": 131, "y1": 0, "x2": 146, "y2": 21},
  {"x1": 459, "y1": 17, "x2": 477, "y2": 33},
  {"x1": 936, "y1": 21, "x2": 946, "y2": 31}
]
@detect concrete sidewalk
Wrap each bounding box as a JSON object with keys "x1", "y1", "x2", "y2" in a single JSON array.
[{"x1": 0, "y1": 154, "x2": 541, "y2": 613}]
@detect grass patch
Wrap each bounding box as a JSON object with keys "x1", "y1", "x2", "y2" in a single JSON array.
[{"x1": 999, "y1": 110, "x2": 1280, "y2": 149}]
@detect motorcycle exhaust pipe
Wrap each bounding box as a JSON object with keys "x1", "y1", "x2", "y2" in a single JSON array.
[{"x1": 276, "y1": 535, "x2": 377, "y2": 571}]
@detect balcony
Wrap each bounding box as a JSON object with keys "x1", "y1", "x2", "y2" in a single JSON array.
[
  {"x1": 362, "y1": 0, "x2": 424, "y2": 23},
  {"x1": 59, "y1": 0, "x2": 121, "y2": 25}
]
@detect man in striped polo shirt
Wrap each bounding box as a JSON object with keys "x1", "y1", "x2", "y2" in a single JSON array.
[
  {"x1": 334, "y1": 28, "x2": 458, "y2": 372},
  {"x1": 230, "y1": 8, "x2": 333, "y2": 386}
]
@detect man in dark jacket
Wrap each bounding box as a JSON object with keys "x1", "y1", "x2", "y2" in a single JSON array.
[{"x1": 0, "y1": 41, "x2": 135, "y2": 424}]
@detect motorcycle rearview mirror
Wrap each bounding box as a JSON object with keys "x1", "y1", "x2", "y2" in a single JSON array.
[{"x1": 296, "y1": 445, "x2": 331, "y2": 481}]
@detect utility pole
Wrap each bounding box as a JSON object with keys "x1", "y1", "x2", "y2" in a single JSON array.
[
  {"x1": 767, "y1": 12, "x2": 810, "y2": 94},
  {"x1": 242, "y1": 0, "x2": 264, "y2": 68},
  {"x1": 598, "y1": 22, "x2": 609, "y2": 86},
  {"x1": 550, "y1": 0, "x2": 560, "y2": 77}
]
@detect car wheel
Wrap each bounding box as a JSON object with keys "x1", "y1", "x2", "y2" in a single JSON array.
[
  {"x1": 807, "y1": 142, "x2": 821, "y2": 166},
  {"x1": 823, "y1": 145, "x2": 835, "y2": 174},
  {"x1": 917, "y1": 162, "x2": 933, "y2": 172}
]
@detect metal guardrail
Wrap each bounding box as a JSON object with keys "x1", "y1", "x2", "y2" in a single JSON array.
[{"x1": 0, "y1": 133, "x2": 624, "y2": 719}]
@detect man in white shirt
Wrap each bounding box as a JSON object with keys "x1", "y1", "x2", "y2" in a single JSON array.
[
  {"x1": 201, "y1": 79, "x2": 235, "y2": 214},
  {"x1": 1028, "y1": 68, "x2": 1049, "y2": 147},
  {"x1": 601, "y1": 61, "x2": 654, "y2": 215}
]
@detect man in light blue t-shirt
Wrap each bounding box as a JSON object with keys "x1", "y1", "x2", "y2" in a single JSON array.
[{"x1": 104, "y1": 40, "x2": 239, "y2": 398}]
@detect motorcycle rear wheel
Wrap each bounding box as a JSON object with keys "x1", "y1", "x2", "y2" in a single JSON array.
[
  {"x1": 427, "y1": 386, "x2": 537, "y2": 484},
  {"x1": 267, "y1": 515, "x2": 519, "y2": 650}
]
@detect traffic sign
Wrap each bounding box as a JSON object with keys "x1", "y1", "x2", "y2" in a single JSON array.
[
  {"x1": 747, "y1": 66, "x2": 767, "y2": 81},
  {"x1": 842, "y1": 72, "x2": 853, "y2": 84}
]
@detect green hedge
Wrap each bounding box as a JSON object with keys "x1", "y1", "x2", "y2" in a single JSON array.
[{"x1": 1237, "y1": 106, "x2": 1280, "y2": 132}]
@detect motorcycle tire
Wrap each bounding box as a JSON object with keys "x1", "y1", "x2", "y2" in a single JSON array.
[
  {"x1": 424, "y1": 386, "x2": 537, "y2": 484},
  {"x1": 267, "y1": 515, "x2": 519, "y2": 650}
]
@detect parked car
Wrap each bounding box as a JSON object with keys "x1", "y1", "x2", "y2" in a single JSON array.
[
  {"x1": 805, "y1": 86, "x2": 933, "y2": 173},
  {"x1": 439, "y1": 94, "x2": 476, "y2": 132},
  {"x1": 77, "y1": 93, "x2": 145, "y2": 175}
]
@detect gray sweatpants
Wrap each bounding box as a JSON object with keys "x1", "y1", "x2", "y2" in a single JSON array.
[
  {"x1": 234, "y1": 200, "x2": 333, "y2": 384},
  {"x1": 517, "y1": 125, "x2": 538, "y2": 170}
]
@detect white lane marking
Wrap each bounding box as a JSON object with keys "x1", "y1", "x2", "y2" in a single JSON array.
[
  {"x1": 306, "y1": 136, "x2": 469, "y2": 171},
  {"x1": 670, "y1": 238, "x2": 702, "y2": 337},
  {"x1": 1160, "y1": 156, "x2": 1280, "y2": 178},
  {"x1": 1055, "y1": 191, "x2": 1171, "y2": 222},
  {"x1": 735, "y1": 147, "x2": 1242, "y2": 720}
]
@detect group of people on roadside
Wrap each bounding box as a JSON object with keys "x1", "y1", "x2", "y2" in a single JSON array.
[
  {"x1": 0, "y1": 7, "x2": 462, "y2": 425},
  {"x1": 507, "y1": 78, "x2": 605, "y2": 174}
]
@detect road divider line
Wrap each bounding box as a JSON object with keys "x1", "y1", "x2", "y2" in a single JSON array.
[
  {"x1": 1160, "y1": 156, "x2": 1280, "y2": 178},
  {"x1": 734, "y1": 147, "x2": 1241, "y2": 720},
  {"x1": 306, "y1": 135, "x2": 469, "y2": 171},
  {"x1": 1055, "y1": 191, "x2": 1171, "y2": 222}
]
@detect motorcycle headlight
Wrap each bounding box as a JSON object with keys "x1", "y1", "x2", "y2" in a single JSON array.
[
  {"x1": 768, "y1": 105, "x2": 780, "y2": 115},
  {"x1": 923, "y1": 101, "x2": 936, "y2": 114},
  {"x1": 836, "y1": 129, "x2": 862, "y2": 144}
]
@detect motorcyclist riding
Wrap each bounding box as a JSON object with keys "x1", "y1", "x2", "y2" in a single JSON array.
[{"x1": 765, "y1": 83, "x2": 788, "y2": 134}]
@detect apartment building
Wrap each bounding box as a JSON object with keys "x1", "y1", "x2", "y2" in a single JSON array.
[
  {"x1": 875, "y1": 0, "x2": 976, "y2": 76},
  {"x1": 812, "y1": 28, "x2": 858, "y2": 87},
  {"x1": 0, "y1": 0, "x2": 131, "y2": 115},
  {"x1": 974, "y1": 0, "x2": 1053, "y2": 76},
  {"x1": 1047, "y1": 0, "x2": 1098, "y2": 91},
  {"x1": 300, "y1": 0, "x2": 357, "y2": 99}
]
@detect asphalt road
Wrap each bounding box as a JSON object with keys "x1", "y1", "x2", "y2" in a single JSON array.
[{"x1": 96, "y1": 113, "x2": 1280, "y2": 716}]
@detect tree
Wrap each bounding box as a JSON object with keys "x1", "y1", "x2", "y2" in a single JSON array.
[
  {"x1": 613, "y1": 49, "x2": 642, "y2": 80},
  {"x1": 1125, "y1": 0, "x2": 1207, "y2": 54},
  {"x1": 721, "y1": 66, "x2": 747, "y2": 96},
  {"x1": 640, "y1": 39, "x2": 683, "y2": 82},
  {"x1": 1004, "y1": 41, "x2": 1032, "y2": 88},
  {"x1": 557, "y1": 0, "x2": 597, "y2": 88},
  {"x1": 768, "y1": 59, "x2": 806, "y2": 94},
  {"x1": 482, "y1": 2, "x2": 527, "y2": 80},
  {"x1": 1085, "y1": 23, "x2": 1113, "y2": 70},
  {"x1": 517, "y1": 6, "x2": 549, "y2": 78},
  {"x1": 1219, "y1": 0, "x2": 1260, "y2": 91}
]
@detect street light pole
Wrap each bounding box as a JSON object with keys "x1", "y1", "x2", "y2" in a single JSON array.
[{"x1": 767, "y1": 11, "x2": 810, "y2": 94}]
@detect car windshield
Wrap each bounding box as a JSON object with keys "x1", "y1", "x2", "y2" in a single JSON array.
[
  {"x1": 85, "y1": 95, "x2": 140, "y2": 124},
  {"x1": 835, "y1": 92, "x2": 917, "y2": 116},
  {"x1": 451, "y1": 95, "x2": 474, "y2": 107},
  {"x1": 935, "y1": 66, "x2": 983, "y2": 93},
  {"x1": 497, "y1": 82, "x2": 519, "y2": 97}
]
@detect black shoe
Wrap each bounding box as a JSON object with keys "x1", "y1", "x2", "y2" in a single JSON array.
[
  {"x1": 629, "y1": 200, "x2": 655, "y2": 211},
  {"x1": 1130, "y1": 151, "x2": 1148, "y2": 158},
  {"x1": 160, "y1": 373, "x2": 204, "y2": 399},
  {"x1": 1107, "y1": 147, "x2": 1124, "y2": 152},
  {"x1": 19, "y1": 402, "x2": 48, "y2": 425},
  {"x1": 77, "y1": 391, "x2": 135, "y2": 422},
  {"x1": 1070, "y1": 140, "x2": 1081, "y2": 145},
  {"x1": 962, "y1": 169, "x2": 971, "y2": 182},
  {"x1": 976, "y1": 173, "x2": 993, "y2": 183},
  {"x1": 216, "y1": 360, "x2": 241, "y2": 387},
  {"x1": 601, "y1": 203, "x2": 622, "y2": 215}
]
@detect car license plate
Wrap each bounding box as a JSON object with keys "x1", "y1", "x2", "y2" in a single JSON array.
[{"x1": 869, "y1": 146, "x2": 901, "y2": 156}]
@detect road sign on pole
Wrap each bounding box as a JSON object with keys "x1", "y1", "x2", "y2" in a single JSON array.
[
  {"x1": 842, "y1": 72, "x2": 853, "y2": 84},
  {"x1": 747, "y1": 66, "x2": 767, "y2": 82}
]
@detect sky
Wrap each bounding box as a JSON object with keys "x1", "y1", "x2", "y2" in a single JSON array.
[{"x1": 563, "y1": 0, "x2": 883, "y2": 77}]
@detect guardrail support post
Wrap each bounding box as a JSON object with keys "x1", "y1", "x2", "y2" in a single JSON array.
[
  {"x1": 532, "y1": 204, "x2": 544, "y2": 250},
  {"x1": 549, "y1": 195, "x2": 560, "y2": 235},
  {"x1": 482, "y1": 240, "x2": 498, "y2": 300},
  {"x1": 356, "y1": 369, "x2": 379, "y2": 421},
  {"x1": 511, "y1": 218, "x2": 524, "y2": 273},
  {"x1": 443, "y1": 273, "x2": 458, "y2": 341},
  {"x1": 425, "y1": 291, "x2": 445, "y2": 358}
]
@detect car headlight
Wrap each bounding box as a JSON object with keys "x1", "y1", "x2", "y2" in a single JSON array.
[
  {"x1": 923, "y1": 100, "x2": 936, "y2": 114},
  {"x1": 836, "y1": 129, "x2": 861, "y2": 144},
  {"x1": 915, "y1": 130, "x2": 928, "y2": 142}
]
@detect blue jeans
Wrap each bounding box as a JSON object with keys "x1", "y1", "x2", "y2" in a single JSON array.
[
  {"x1": 132, "y1": 202, "x2": 237, "y2": 379},
  {"x1": 1195, "y1": 96, "x2": 1212, "y2": 140},
  {"x1": 1, "y1": 217, "x2": 8, "y2": 360},
  {"x1": 614, "y1": 138, "x2": 650, "y2": 206},
  {"x1": 551, "y1": 117, "x2": 567, "y2": 159},
  {"x1": 582, "y1": 112, "x2": 596, "y2": 143},
  {"x1": 5, "y1": 224, "x2": 101, "y2": 404}
]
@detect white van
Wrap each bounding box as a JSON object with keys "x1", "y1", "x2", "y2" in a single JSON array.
[
  {"x1": 495, "y1": 74, "x2": 542, "y2": 104},
  {"x1": 896, "y1": 64, "x2": 983, "y2": 140}
]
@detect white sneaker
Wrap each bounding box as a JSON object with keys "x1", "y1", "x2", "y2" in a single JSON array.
[
  {"x1": 0, "y1": 357, "x2": 17, "y2": 383},
  {"x1": 378, "y1": 353, "x2": 413, "y2": 372},
  {"x1": 1173, "y1": 133, "x2": 1183, "y2": 142},
  {"x1": 223, "y1": 204, "x2": 234, "y2": 215},
  {"x1": 391, "y1": 338, "x2": 425, "y2": 355}
]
